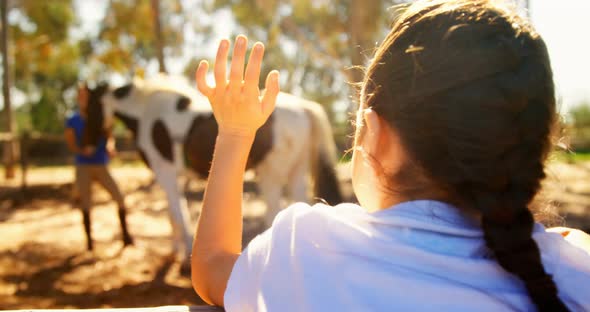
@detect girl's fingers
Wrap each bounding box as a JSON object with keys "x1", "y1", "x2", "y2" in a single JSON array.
[
  {"x1": 201, "y1": 35, "x2": 278, "y2": 122},
  {"x1": 214, "y1": 39, "x2": 230, "y2": 88},
  {"x1": 196, "y1": 61, "x2": 214, "y2": 98},
  {"x1": 229, "y1": 35, "x2": 248, "y2": 85},
  {"x1": 261, "y1": 70, "x2": 280, "y2": 115},
  {"x1": 244, "y1": 42, "x2": 265, "y2": 87}
]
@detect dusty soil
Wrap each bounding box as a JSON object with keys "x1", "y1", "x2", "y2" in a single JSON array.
[{"x1": 0, "y1": 161, "x2": 588, "y2": 309}]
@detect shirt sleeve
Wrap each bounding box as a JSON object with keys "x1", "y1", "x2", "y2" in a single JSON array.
[
  {"x1": 223, "y1": 202, "x2": 314, "y2": 312},
  {"x1": 65, "y1": 115, "x2": 75, "y2": 129},
  {"x1": 224, "y1": 228, "x2": 272, "y2": 312},
  {"x1": 552, "y1": 236, "x2": 590, "y2": 311}
]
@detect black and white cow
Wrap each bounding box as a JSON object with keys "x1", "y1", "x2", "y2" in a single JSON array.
[{"x1": 96, "y1": 76, "x2": 342, "y2": 262}]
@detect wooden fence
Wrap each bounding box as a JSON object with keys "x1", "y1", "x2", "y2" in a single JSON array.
[
  {"x1": 1, "y1": 132, "x2": 139, "y2": 190},
  {"x1": 0, "y1": 131, "x2": 14, "y2": 141}
]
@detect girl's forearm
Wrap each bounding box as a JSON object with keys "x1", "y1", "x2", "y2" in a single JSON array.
[
  {"x1": 192, "y1": 131, "x2": 255, "y2": 304},
  {"x1": 197, "y1": 132, "x2": 254, "y2": 253}
]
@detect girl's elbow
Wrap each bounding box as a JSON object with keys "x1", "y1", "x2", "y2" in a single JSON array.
[
  {"x1": 192, "y1": 279, "x2": 215, "y2": 305},
  {"x1": 191, "y1": 260, "x2": 212, "y2": 304},
  {"x1": 191, "y1": 255, "x2": 222, "y2": 306},
  {"x1": 191, "y1": 250, "x2": 237, "y2": 306}
]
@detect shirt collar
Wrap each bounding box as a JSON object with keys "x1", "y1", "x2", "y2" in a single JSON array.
[
  {"x1": 367, "y1": 200, "x2": 483, "y2": 236},
  {"x1": 368, "y1": 199, "x2": 545, "y2": 235}
]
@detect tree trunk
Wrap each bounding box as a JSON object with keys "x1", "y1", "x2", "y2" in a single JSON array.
[
  {"x1": 348, "y1": 0, "x2": 367, "y2": 88},
  {"x1": 151, "y1": 0, "x2": 167, "y2": 73},
  {"x1": 1, "y1": 0, "x2": 16, "y2": 179},
  {"x1": 348, "y1": 0, "x2": 380, "y2": 108}
]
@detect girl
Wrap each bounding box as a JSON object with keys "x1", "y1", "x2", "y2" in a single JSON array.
[{"x1": 191, "y1": 0, "x2": 590, "y2": 311}]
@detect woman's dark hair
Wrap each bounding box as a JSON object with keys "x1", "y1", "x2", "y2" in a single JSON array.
[
  {"x1": 82, "y1": 83, "x2": 109, "y2": 148},
  {"x1": 363, "y1": 1, "x2": 567, "y2": 311}
]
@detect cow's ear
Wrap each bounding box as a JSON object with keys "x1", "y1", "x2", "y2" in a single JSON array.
[
  {"x1": 176, "y1": 96, "x2": 191, "y2": 112},
  {"x1": 113, "y1": 84, "x2": 134, "y2": 99}
]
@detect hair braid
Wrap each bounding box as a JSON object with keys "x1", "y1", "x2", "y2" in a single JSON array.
[
  {"x1": 477, "y1": 152, "x2": 565, "y2": 311},
  {"x1": 477, "y1": 64, "x2": 568, "y2": 310}
]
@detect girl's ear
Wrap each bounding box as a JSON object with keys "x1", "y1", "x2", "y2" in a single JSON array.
[
  {"x1": 362, "y1": 108, "x2": 381, "y2": 156},
  {"x1": 363, "y1": 109, "x2": 408, "y2": 175}
]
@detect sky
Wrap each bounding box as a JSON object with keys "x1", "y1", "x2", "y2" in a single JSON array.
[
  {"x1": 529, "y1": 0, "x2": 590, "y2": 113},
  {"x1": 4, "y1": 0, "x2": 590, "y2": 114}
]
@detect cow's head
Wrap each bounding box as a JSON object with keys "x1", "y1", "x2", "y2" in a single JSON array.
[{"x1": 100, "y1": 78, "x2": 143, "y2": 123}]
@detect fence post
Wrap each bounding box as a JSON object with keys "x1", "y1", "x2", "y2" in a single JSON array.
[
  {"x1": 1, "y1": 0, "x2": 16, "y2": 180},
  {"x1": 20, "y1": 131, "x2": 29, "y2": 193}
]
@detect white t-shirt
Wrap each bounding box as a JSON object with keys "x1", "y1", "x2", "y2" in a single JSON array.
[{"x1": 224, "y1": 200, "x2": 590, "y2": 311}]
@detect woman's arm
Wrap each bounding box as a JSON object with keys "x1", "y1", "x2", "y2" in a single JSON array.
[
  {"x1": 191, "y1": 35, "x2": 280, "y2": 306},
  {"x1": 64, "y1": 128, "x2": 95, "y2": 156},
  {"x1": 64, "y1": 128, "x2": 81, "y2": 154},
  {"x1": 105, "y1": 128, "x2": 117, "y2": 157}
]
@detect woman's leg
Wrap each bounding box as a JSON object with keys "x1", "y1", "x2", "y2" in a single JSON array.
[
  {"x1": 75, "y1": 165, "x2": 93, "y2": 251},
  {"x1": 93, "y1": 165, "x2": 133, "y2": 246}
]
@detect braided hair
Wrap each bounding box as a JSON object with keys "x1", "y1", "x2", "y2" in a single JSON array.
[{"x1": 363, "y1": 1, "x2": 568, "y2": 310}]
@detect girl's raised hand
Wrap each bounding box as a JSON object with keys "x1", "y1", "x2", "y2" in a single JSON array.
[{"x1": 195, "y1": 35, "x2": 280, "y2": 137}]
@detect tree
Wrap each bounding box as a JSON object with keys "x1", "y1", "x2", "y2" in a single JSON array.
[
  {"x1": 95, "y1": 0, "x2": 185, "y2": 76},
  {"x1": 9, "y1": 0, "x2": 80, "y2": 134},
  {"x1": 151, "y1": 0, "x2": 167, "y2": 73},
  {"x1": 1, "y1": 0, "x2": 16, "y2": 178}
]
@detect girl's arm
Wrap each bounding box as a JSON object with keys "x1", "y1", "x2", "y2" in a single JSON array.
[{"x1": 191, "y1": 35, "x2": 280, "y2": 306}]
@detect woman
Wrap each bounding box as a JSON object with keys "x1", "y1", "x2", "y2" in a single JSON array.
[{"x1": 65, "y1": 83, "x2": 133, "y2": 251}]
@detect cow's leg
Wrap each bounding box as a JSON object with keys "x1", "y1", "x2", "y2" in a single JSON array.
[
  {"x1": 255, "y1": 139, "x2": 304, "y2": 227},
  {"x1": 287, "y1": 148, "x2": 309, "y2": 204},
  {"x1": 288, "y1": 168, "x2": 308, "y2": 204},
  {"x1": 153, "y1": 163, "x2": 193, "y2": 261},
  {"x1": 257, "y1": 157, "x2": 295, "y2": 227},
  {"x1": 257, "y1": 175, "x2": 283, "y2": 228}
]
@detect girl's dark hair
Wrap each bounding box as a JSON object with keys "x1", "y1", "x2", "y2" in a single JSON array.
[
  {"x1": 83, "y1": 83, "x2": 109, "y2": 148},
  {"x1": 363, "y1": 1, "x2": 567, "y2": 311}
]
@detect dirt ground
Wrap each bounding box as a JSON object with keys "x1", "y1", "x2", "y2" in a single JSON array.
[{"x1": 0, "y1": 160, "x2": 589, "y2": 309}]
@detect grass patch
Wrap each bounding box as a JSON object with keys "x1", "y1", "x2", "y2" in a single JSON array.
[
  {"x1": 338, "y1": 151, "x2": 353, "y2": 163},
  {"x1": 551, "y1": 151, "x2": 590, "y2": 163}
]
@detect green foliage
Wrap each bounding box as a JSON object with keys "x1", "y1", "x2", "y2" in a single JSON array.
[
  {"x1": 30, "y1": 88, "x2": 66, "y2": 134},
  {"x1": 18, "y1": 0, "x2": 75, "y2": 42},
  {"x1": 96, "y1": 0, "x2": 185, "y2": 74},
  {"x1": 570, "y1": 102, "x2": 590, "y2": 128},
  {"x1": 11, "y1": 1, "x2": 78, "y2": 90},
  {"x1": 9, "y1": 0, "x2": 186, "y2": 134},
  {"x1": 551, "y1": 150, "x2": 590, "y2": 164},
  {"x1": 567, "y1": 102, "x2": 590, "y2": 152},
  {"x1": 9, "y1": 0, "x2": 79, "y2": 134}
]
